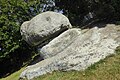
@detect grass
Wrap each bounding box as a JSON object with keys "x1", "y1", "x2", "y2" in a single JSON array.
[
  {"x1": 0, "y1": 67, "x2": 25, "y2": 80},
  {"x1": 0, "y1": 46, "x2": 120, "y2": 80}
]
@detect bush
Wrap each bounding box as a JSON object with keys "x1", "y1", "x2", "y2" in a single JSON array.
[
  {"x1": 55, "y1": 0, "x2": 120, "y2": 26},
  {"x1": 0, "y1": 0, "x2": 42, "y2": 77}
]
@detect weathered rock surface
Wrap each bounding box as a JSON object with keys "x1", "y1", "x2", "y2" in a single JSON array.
[
  {"x1": 20, "y1": 11, "x2": 72, "y2": 46},
  {"x1": 20, "y1": 24, "x2": 120, "y2": 80},
  {"x1": 40, "y1": 28, "x2": 81, "y2": 59}
]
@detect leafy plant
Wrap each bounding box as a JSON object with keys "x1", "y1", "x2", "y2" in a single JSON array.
[{"x1": 0, "y1": 0, "x2": 43, "y2": 77}]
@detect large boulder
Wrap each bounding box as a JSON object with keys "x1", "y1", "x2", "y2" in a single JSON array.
[
  {"x1": 20, "y1": 24, "x2": 120, "y2": 80},
  {"x1": 20, "y1": 11, "x2": 72, "y2": 46}
]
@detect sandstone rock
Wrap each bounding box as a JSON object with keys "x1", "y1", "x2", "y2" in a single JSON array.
[
  {"x1": 20, "y1": 24, "x2": 120, "y2": 80},
  {"x1": 20, "y1": 11, "x2": 72, "y2": 46}
]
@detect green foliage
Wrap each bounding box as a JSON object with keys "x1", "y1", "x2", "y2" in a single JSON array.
[
  {"x1": 1, "y1": 0, "x2": 30, "y2": 57},
  {"x1": 0, "y1": 0, "x2": 43, "y2": 77},
  {"x1": 55, "y1": 0, "x2": 120, "y2": 26},
  {"x1": 55, "y1": 0, "x2": 88, "y2": 25}
]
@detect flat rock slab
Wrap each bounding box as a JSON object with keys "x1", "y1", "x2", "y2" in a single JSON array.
[
  {"x1": 20, "y1": 24, "x2": 120, "y2": 80},
  {"x1": 40, "y1": 28, "x2": 82, "y2": 59}
]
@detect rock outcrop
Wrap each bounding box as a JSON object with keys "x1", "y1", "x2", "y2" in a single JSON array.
[
  {"x1": 40, "y1": 28, "x2": 81, "y2": 59},
  {"x1": 20, "y1": 24, "x2": 120, "y2": 80},
  {"x1": 20, "y1": 11, "x2": 72, "y2": 46}
]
